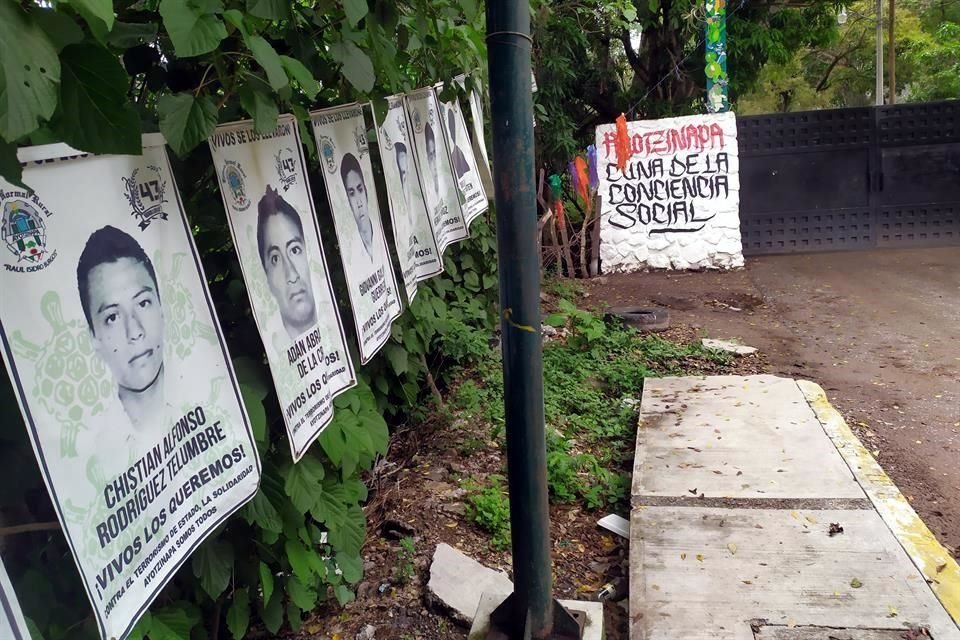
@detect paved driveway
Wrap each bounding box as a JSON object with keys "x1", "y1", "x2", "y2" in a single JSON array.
[{"x1": 586, "y1": 247, "x2": 960, "y2": 555}]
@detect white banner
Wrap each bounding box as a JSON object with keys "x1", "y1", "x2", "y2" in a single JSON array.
[
  {"x1": 310, "y1": 105, "x2": 403, "y2": 363},
  {"x1": 0, "y1": 557, "x2": 29, "y2": 640},
  {"x1": 466, "y1": 79, "x2": 494, "y2": 196},
  {"x1": 436, "y1": 83, "x2": 488, "y2": 226},
  {"x1": 595, "y1": 112, "x2": 743, "y2": 271},
  {"x1": 373, "y1": 95, "x2": 444, "y2": 302},
  {"x1": 208, "y1": 116, "x2": 356, "y2": 460},
  {"x1": 404, "y1": 88, "x2": 469, "y2": 254},
  {"x1": 0, "y1": 137, "x2": 261, "y2": 640}
]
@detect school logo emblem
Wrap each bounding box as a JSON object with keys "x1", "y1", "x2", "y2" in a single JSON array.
[
  {"x1": 275, "y1": 147, "x2": 298, "y2": 192},
  {"x1": 122, "y1": 165, "x2": 169, "y2": 230},
  {"x1": 221, "y1": 160, "x2": 251, "y2": 211},
  {"x1": 1, "y1": 195, "x2": 55, "y2": 271},
  {"x1": 319, "y1": 135, "x2": 337, "y2": 174},
  {"x1": 354, "y1": 125, "x2": 369, "y2": 159}
]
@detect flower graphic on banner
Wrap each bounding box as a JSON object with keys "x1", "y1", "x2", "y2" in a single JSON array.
[
  {"x1": 10, "y1": 291, "x2": 110, "y2": 458},
  {"x1": 705, "y1": 0, "x2": 729, "y2": 113}
]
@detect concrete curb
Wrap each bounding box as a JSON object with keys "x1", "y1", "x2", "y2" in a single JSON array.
[{"x1": 797, "y1": 378, "x2": 960, "y2": 628}]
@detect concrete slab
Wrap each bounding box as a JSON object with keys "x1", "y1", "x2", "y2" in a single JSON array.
[
  {"x1": 467, "y1": 591, "x2": 604, "y2": 640},
  {"x1": 634, "y1": 375, "x2": 864, "y2": 501},
  {"x1": 630, "y1": 506, "x2": 960, "y2": 640},
  {"x1": 427, "y1": 543, "x2": 513, "y2": 625}
]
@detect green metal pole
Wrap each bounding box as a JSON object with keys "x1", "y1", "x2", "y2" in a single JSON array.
[{"x1": 485, "y1": 1, "x2": 579, "y2": 638}]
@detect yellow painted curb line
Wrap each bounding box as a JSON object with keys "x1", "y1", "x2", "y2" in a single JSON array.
[{"x1": 798, "y1": 379, "x2": 960, "y2": 627}]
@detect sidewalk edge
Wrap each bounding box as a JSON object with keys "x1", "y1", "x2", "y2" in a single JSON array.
[{"x1": 797, "y1": 379, "x2": 960, "y2": 628}]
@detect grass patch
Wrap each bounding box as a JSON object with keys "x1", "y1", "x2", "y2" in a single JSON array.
[{"x1": 451, "y1": 296, "x2": 732, "y2": 546}]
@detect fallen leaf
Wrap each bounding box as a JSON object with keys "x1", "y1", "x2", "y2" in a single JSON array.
[
  {"x1": 727, "y1": 543, "x2": 738, "y2": 555},
  {"x1": 888, "y1": 605, "x2": 898, "y2": 617},
  {"x1": 688, "y1": 488, "x2": 698, "y2": 495},
  {"x1": 445, "y1": 522, "x2": 458, "y2": 528},
  {"x1": 790, "y1": 511, "x2": 800, "y2": 520},
  {"x1": 828, "y1": 523, "x2": 844, "y2": 537},
  {"x1": 681, "y1": 553, "x2": 687, "y2": 560},
  {"x1": 850, "y1": 578, "x2": 863, "y2": 588},
  {"x1": 936, "y1": 563, "x2": 947, "y2": 574},
  {"x1": 696, "y1": 554, "x2": 705, "y2": 562},
  {"x1": 805, "y1": 515, "x2": 818, "y2": 524}
]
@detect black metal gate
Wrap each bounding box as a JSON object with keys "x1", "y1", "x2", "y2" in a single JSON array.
[{"x1": 737, "y1": 100, "x2": 960, "y2": 255}]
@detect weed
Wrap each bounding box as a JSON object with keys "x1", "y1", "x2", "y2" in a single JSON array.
[
  {"x1": 394, "y1": 537, "x2": 417, "y2": 585},
  {"x1": 466, "y1": 475, "x2": 511, "y2": 550},
  {"x1": 543, "y1": 278, "x2": 584, "y2": 301}
]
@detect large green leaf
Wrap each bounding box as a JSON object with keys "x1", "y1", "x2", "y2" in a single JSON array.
[
  {"x1": 280, "y1": 56, "x2": 321, "y2": 99},
  {"x1": 0, "y1": 1, "x2": 61, "y2": 141},
  {"x1": 238, "y1": 83, "x2": 279, "y2": 134},
  {"x1": 32, "y1": 9, "x2": 84, "y2": 52},
  {"x1": 284, "y1": 539, "x2": 315, "y2": 582},
  {"x1": 383, "y1": 344, "x2": 408, "y2": 376},
  {"x1": 330, "y1": 40, "x2": 375, "y2": 93},
  {"x1": 336, "y1": 552, "x2": 363, "y2": 584},
  {"x1": 246, "y1": 0, "x2": 290, "y2": 20},
  {"x1": 160, "y1": 0, "x2": 227, "y2": 58},
  {"x1": 226, "y1": 589, "x2": 250, "y2": 640},
  {"x1": 246, "y1": 35, "x2": 288, "y2": 91},
  {"x1": 259, "y1": 561, "x2": 274, "y2": 605},
  {"x1": 243, "y1": 489, "x2": 283, "y2": 532},
  {"x1": 240, "y1": 383, "x2": 267, "y2": 444},
  {"x1": 0, "y1": 138, "x2": 24, "y2": 189},
  {"x1": 334, "y1": 584, "x2": 356, "y2": 605},
  {"x1": 69, "y1": 0, "x2": 114, "y2": 34},
  {"x1": 107, "y1": 21, "x2": 159, "y2": 48},
  {"x1": 261, "y1": 590, "x2": 284, "y2": 634},
  {"x1": 328, "y1": 504, "x2": 365, "y2": 556},
  {"x1": 158, "y1": 92, "x2": 218, "y2": 157},
  {"x1": 150, "y1": 606, "x2": 201, "y2": 640},
  {"x1": 191, "y1": 539, "x2": 234, "y2": 599},
  {"x1": 282, "y1": 455, "x2": 325, "y2": 513},
  {"x1": 360, "y1": 411, "x2": 389, "y2": 456},
  {"x1": 310, "y1": 478, "x2": 348, "y2": 526},
  {"x1": 343, "y1": 0, "x2": 368, "y2": 27},
  {"x1": 285, "y1": 576, "x2": 317, "y2": 611},
  {"x1": 57, "y1": 43, "x2": 141, "y2": 156}
]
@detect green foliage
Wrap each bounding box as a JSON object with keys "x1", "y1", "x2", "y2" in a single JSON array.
[
  {"x1": 466, "y1": 475, "x2": 511, "y2": 550},
  {"x1": 394, "y1": 536, "x2": 417, "y2": 584}
]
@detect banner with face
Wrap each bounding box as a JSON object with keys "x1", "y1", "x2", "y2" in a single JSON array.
[
  {"x1": 436, "y1": 82, "x2": 489, "y2": 226},
  {"x1": 208, "y1": 115, "x2": 357, "y2": 460},
  {"x1": 309, "y1": 105, "x2": 402, "y2": 363},
  {"x1": 0, "y1": 136, "x2": 261, "y2": 640},
  {"x1": 0, "y1": 557, "x2": 29, "y2": 640},
  {"x1": 464, "y1": 77, "x2": 495, "y2": 196},
  {"x1": 373, "y1": 95, "x2": 444, "y2": 302},
  {"x1": 404, "y1": 88, "x2": 469, "y2": 254}
]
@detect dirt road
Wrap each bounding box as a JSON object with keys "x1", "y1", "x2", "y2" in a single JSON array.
[{"x1": 585, "y1": 247, "x2": 960, "y2": 556}]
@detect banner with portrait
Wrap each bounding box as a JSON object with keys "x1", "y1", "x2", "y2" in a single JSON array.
[
  {"x1": 0, "y1": 137, "x2": 261, "y2": 640},
  {"x1": 373, "y1": 95, "x2": 444, "y2": 302},
  {"x1": 436, "y1": 82, "x2": 489, "y2": 226},
  {"x1": 0, "y1": 557, "x2": 29, "y2": 640},
  {"x1": 465, "y1": 78, "x2": 495, "y2": 196},
  {"x1": 404, "y1": 88, "x2": 469, "y2": 254},
  {"x1": 208, "y1": 115, "x2": 357, "y2": 460},
  {"x1": 309, "y1": 105, "x2": 403, "y2": 363}
]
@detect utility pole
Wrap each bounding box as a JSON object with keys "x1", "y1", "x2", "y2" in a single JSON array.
[
  {"x1": 889, "y1": 0, "x2": 896, "y2": 104},
  {"x1": 876, "y1": 0, "x2": 884, "y2": 105},
  {"x1": 484, "y1": 0, "x2": 581, "y2": 638}
]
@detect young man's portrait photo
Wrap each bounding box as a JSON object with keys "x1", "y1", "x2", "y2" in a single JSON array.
[
  {"x1": 257, "y1": 185, "x2": 318, "y2": 341},
  {"x1": 340, "y1": 153, "x2": 374, "y2": 260},
  {"x1": 424, "y1": 123, "x2": 441, "y2": 202},
  {"x1": 447, "y1": 107, "x2": 471, "y2": 180},
  {"x1": 77, "y1": 225, "x2": 165, "y2": 430}
]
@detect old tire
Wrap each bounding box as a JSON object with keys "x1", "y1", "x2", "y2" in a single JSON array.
[{"x1": 605, "y1": 306, "x2": 670, "y2": 332}]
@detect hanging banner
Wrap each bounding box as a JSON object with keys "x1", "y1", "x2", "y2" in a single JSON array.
[
  {"x1": 1, "y1": 557, "x2": 29, "y2": 640},
  {"x1": 373, "y1": 95, "x2": 444, "y2": 302},
  {"x1": 595, "y1": 112, "x2": 743, "y2": 271},
  {"x1": 465, "y1": 78, "x2": 495, "y2": 196},
  {"x1": 310, "y1": 104, "x2": 402, "y2": 363},
  {"x1": 208, "y1": 115, "x2": 356, "y2": 460},
  {"x1": 436, "y1": 83, "x2": 489, "y2": 226},
  {"x1": 0, "y1": 137, "x2": 261, "y2": 640},
  {"x1": 404, "y1": 88, "x2": 469, "y2": 254}
]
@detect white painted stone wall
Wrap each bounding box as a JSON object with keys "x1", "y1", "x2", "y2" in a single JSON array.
[{"x1": 595, "y1": 112, "x2": 743, "y2": 271}]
